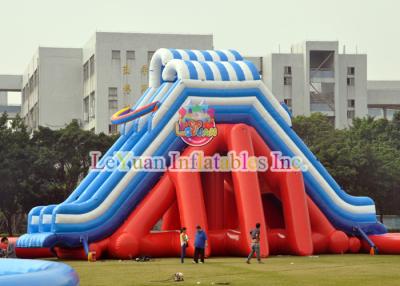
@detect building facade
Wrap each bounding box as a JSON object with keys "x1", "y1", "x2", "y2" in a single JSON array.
[
  {"x1": 21, "y1": 48, "x2": 83, "y2": 130},
  {"x1": 367, "y1": 81, "x2": 400, "y2": 120},
  {"x1": 16, "y1": 32, "x2": 213, "y2": 133},
  {"x1": 260, "y1": 41, "x2": 374, "y2": 128}
]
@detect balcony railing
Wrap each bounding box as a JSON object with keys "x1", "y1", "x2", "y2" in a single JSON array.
[{"x1": 310, "y1": 68, "x2": 334, "y2": 79}]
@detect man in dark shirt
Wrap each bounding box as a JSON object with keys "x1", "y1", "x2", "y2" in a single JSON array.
[
  {"x1": 246, "y1": 223, "x2": 263, "y2": 264},
  {"x1": 193, "y1": 225, "x2": 208, "y2": 264}
]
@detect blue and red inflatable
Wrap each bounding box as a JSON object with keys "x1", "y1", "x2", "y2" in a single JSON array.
[{"x1": 11, "y1": 48, "x2": 400, "y2": 259}]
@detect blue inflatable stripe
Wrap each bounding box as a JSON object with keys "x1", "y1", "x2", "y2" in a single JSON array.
[
  {"x1": 27, "y1": 206, "x2": 43, "y2": 234},
  {"x1": 184, "y1": 49, "x2": 197, "y2": 60},
  {"x1": 215, "y1": 50, "x2": 228, "y2": 61},
  {"x1": 147, "y1": 83, "x2": 169, "y2": 103},
  {"x1": 72, "y1": 129, "x2": 147, "y2": 204},
  {"x1": 214, "y1": 62, "x2": 230, "y2": 81},
  {"x1": 229, "y1": 62, "x2": 246, "y2": 81},
  {"x1": 185, "y1": 60, "x2": 198, "y2": 80},
  {"x1": 243, "y1": 60, "x2": 260, "y2": 80},
  {"x1": 200, "y1": 50, "x2": 213, "y2": 61},
  {"x1": 63, "y1": 132, "x2": 130, "y2": 203},
  {"x1": 229, "y1": 49, "x2": 244, "y2": 60},
  {"x1": 39, "y1": 205, "x2": 56, "y2": 233},
  {"x1": 199, "y1": 61, "x2": 214, "y2": 80},
  {"x1": 280, "y1": 102, "x2": 292, "y2": 118},
  {"x1": 169, "y1": 49, "x2": 182, "y2": 59}
]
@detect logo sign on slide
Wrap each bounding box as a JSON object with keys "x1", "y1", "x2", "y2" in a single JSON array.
[{"x1": 175, "y1": 103, "x2": 218, "y2": 146}]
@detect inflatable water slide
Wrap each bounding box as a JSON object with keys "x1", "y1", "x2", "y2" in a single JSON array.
[{"x1": 16, "y1": 49, "x2": 400, "y2": 259}]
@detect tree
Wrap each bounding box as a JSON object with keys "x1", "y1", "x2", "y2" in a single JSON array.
[
  {"x1": 52, "y1": 120, "x2": 115, "y2": 199},
  {"x1": 293, "y1": 112, "x2": 400, "y2": 216},
  {"x1": 0, "y1": 116, "x2": 115, "y2": 235},
  {"x1": 0, "y1": 113, "x2": 32, "y2": 235}
]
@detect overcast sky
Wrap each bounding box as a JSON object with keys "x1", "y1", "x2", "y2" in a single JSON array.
[{"x1": 1, "y1": 0, "x2": 399, "y2": 103}]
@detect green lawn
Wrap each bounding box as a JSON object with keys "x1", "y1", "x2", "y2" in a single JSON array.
[{"x1": 62, "y1": 255, "x2": 400, "y2": 286}]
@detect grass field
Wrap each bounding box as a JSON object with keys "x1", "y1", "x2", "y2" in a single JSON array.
[{"x1": 62, "y1": 255, "x2": 400, "y2": 286}]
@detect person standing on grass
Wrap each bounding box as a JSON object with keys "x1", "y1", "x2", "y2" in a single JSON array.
[
  {"x1": 180, "y1": 227, "x2": 189, "y2": 263},
  {"x1": 193, "y1": 225, "x2": 207, "y2": 264},
  {"x1": 246, "y1": 223, "x2": 263, "y2": 264}
]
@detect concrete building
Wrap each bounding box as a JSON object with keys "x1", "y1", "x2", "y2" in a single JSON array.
[
  {"x1": 21, "y1": 48, "x2": 82, "y2": 130},
  {"x1": 0, "y1": 75, "x2": 22, "y2": 119},
  {"x1": 261, "y1": 41, "x2": 373, "y2": 128},
  {"x1": 13, "y1": 32, "x2": 213, "y2": 133},
  {"x1": 367, "y1": 81, "x2": 400, "y2": 120}
]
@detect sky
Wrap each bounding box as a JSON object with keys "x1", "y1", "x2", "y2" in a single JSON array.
[{"x1": 1, "y1": 0, "x2": 400, "y2": 104}]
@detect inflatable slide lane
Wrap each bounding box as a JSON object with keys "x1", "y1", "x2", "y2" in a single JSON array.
[{"x1": 16, "y1": 48, "x2": 400, "y2": 259}]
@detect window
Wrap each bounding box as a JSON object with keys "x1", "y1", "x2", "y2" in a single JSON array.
[
  {"x1": 147, "y1": 51, "x2": 155, "y2": 65},
  {"x1": 283, "y1": 66, "x2": 292, "y2": 85},
  {"x1": 26, "y1": 83, "x2": 30, "y2": 95},
  {"x1": 347, "y1": 110, "x2": 355, "y2": 119},
  {"x1": 368, "y1": 108, "x2": 384, "y2": 119},
  {"x1": 284, "y1": 66, "x2": 292, "y2": 75},
  {"x1": 33, "y1": 69, "x2": 38, "y2": 89},
  {"x1": 89, "y1": 92, "x2": 95, "y2": 119},
  {"x1": 108, "y1": 87, "x2": 118, "y2": 98},
  {"x1": 127, "y1": 50, "x2": 135, "y2": 60},
  {"x1": 22, "y1": 87, "x2": 26, "y2": 103},
  {"x1": 284, "y1": 98, "x2": 292, "y2": 108},
  {"x1": 109, "y1": 124, "x2": 118, "y2": 135},
  {"x1": 385, "y1": 109, "x2": 400, "y2": 120},
  {"x1": 348, "y1": 99, "x2": 355, "y2": 108},
  {"x1": 108, "y1": 87, "x2": 118, "y2": 113},
  {"x1": 112, "y1": 50, "x2": 120, "y2": 60},
  {"x1": 284, "y1": 76, "x2": 292, "y2": 85},
  {"x1": 29, "y1": 75, "x2": 34, "y2": 91},
  {"x1": 347, "y1": 67, "x2": 355, "y2": 76},
  {"x1": 83, "y1": 61, "x2": 89, "y2": 81},
  {"x1": 347, "y1": 77, "x2": 354, "y2": 86},
  {"x1": 89, "y1": 56, "x2": 95, "y2": 76},
  {"x1": 109, "y1": 99, "x2": 118, "y2": 110},
  {"x1": 83, "y1": 97, "x2": 89, "y2": 122}
]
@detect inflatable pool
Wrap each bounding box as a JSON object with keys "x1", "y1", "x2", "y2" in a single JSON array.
[{"x1": 0, "y1": 259, "x2": 79, "y2": 286}]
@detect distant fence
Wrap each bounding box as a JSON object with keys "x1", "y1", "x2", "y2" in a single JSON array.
[{"x1": 378, "y1": 215, "x2": 400, "y2": 231}]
